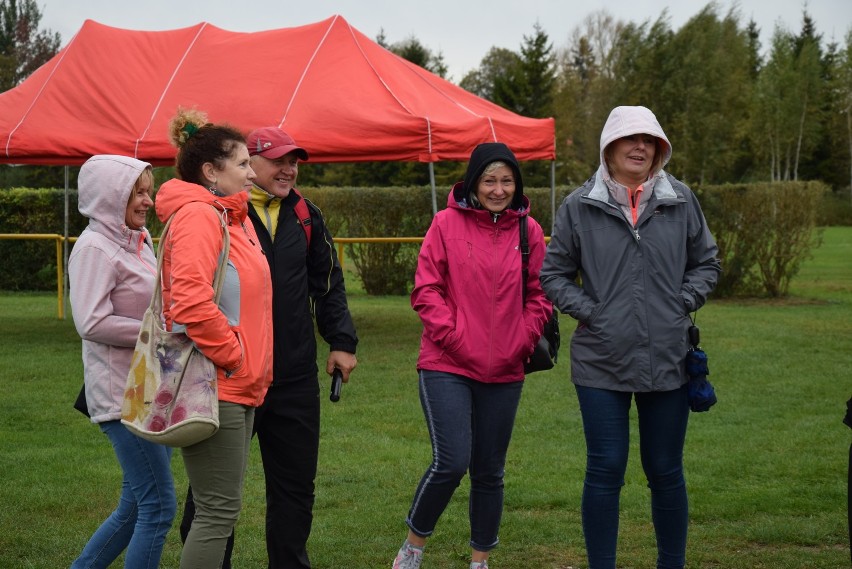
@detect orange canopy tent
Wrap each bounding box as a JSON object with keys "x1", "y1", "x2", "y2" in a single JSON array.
[
  {"x1": 0, "y1": 15, "x2": 555, "y2": 167},
  {"x1": 0, "y1": 15, "x2": 557, "y2": 319}
]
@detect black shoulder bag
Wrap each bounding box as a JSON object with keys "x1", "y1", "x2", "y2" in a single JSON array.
[{"x1": 520, "y1": 215, "x2": 560, "y2": 374}]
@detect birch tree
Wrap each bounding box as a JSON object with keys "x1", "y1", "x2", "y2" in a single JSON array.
[{"x1": 752, "y1": 16, "x2": 824, "y2": 181}]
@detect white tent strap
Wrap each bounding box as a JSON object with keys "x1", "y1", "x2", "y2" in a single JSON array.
[
  {"x1": 135, "y1": 23, "x2": 209, "y2": 156},
  {"x1": 278, "y1": 16, "x2": 337, "y2": 125},
  {"x1": 280, "y1": 15, "x2": 437, "y2": 156},
  {"x1": 341, "y1": 17, "x2": 496, "y2": 145},
  {"x1": 4, "y1": 25, "x2": 80, "y2": 158}
]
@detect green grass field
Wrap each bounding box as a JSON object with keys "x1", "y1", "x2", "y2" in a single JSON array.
[{"x1": 1, "y1": 228, "x2": 850, "y2": 568}]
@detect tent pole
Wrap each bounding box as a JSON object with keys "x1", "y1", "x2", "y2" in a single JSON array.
[
  {"x1": 429, "y1": 162, "x2": 437, "y2": 216},
  {"x1": 63, "y1": 165, "x2": 69, "y2": 320},
  {"x1": 550, "y1": 160, "x2": 556, "y2": 233}
]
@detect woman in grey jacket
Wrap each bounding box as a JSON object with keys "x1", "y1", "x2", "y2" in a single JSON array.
[{"x1": 540, "y1": 106, "x2": 720, "y2": 569}]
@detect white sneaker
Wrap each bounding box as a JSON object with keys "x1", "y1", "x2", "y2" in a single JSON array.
[
  {"x1": 470, "y1": 561, "x2": 489, "y2": 569},
  {"x1": 392, "y1": 541, "x2": 424, "y2": 569}
]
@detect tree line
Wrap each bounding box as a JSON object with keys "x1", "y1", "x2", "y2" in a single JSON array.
[
  {"x1": 1, "y1": 1, "x2": 850, "y2": 199},
  {"x1": 458, "y1": 7, "x2": 852, "y2": 197}
]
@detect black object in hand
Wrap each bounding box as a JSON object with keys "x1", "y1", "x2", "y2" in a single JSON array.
[
  {"x1": 688, "y1": 325, "x2": 700, "y2": 348},
  {"x1": 330, "y1": 368, "x2": 343, "y2": 402}
]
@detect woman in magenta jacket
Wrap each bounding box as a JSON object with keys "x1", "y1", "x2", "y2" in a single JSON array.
[{"x1": 392, "y1": 142, "x2": 552, "y2": 569}]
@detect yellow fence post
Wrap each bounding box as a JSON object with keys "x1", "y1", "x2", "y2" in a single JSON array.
[{"x1": 337, "y1": 242, "x2": 345, "y2": 272}]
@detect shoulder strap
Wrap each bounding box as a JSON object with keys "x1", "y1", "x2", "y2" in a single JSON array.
[
  {"x1": 291, "y1": 188, "x2": 312, "y2": 249},
  {"x1": 519, "y1": 215, "x2": 529, "y2": 303},
  {"x1": 152, "y1": 206, "x2": 230, "y2": 313}
]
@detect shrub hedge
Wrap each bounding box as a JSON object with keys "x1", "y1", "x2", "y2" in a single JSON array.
[
  {"x1": 0, "y1": 181, "x2": 837, "y2": 296},
  {"x1": 0, "y1": 188, "x2": 86, "y2": 291},
  {"x1": 698, "y1": 181, "x2": 827, "y2": 297},
  {"x1": 301, "y1": 185, "x2": 567, "y2": 294}
]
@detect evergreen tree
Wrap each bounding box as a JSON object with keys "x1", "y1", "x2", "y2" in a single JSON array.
[
  {"x1": 516, "y1": 22, "x2": 556, "y2": 118},
  {"x1": 745, "y1": 20, "x2": 763, "y2": 79},
  {"x1": 460, "y1": 23, "x2": 555, "y2": 119},
  {"x1": 459, "y1": 47, "x2": 522, "y2": 101},
  {"x1": 378, "y1": 29, "x2": 448, "y2": 79},
  {"x1": 821, "y1": 30, "x2": 852, "y2": 198},
  {"x1": 790, "y1": 12, "x2": 826, "y2": 181}
]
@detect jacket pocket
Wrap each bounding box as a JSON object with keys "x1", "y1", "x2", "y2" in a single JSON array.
[{"x1": 224, "y1": 329, "x2": 246, "y2": 379}]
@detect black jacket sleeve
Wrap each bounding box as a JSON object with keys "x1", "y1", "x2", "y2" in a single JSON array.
[{"x1": 305, "y1": 200, "x2": 358, "y2": 354}]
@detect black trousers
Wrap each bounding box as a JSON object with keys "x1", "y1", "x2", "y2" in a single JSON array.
[
  {"x1": 179, "y1": 378, "x2": 321, "y2": 569},
  {"x1": 257, "y1": 379, "x2": 321, "y2": 569}
]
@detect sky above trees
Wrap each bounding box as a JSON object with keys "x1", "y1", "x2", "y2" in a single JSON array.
[{"x1": 37, "y1": 0, "x2": 851, "y2": 82}]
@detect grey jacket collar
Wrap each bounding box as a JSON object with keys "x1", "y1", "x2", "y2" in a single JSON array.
[{"x1": 587, "y1": 166, "x2": 678, "y2": 204}]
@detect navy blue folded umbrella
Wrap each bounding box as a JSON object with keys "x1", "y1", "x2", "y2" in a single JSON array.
[{"x1": 686, "y1": 347, "x2": 717, "y2": 412}]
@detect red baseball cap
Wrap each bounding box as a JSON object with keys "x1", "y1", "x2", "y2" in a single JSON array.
[{"x1": 247, "y1": 127, "x2": 309, "y2": 161}]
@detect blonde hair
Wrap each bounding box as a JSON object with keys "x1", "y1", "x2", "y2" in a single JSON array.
[
  {"x1": 126, "y1": 167, "x2": 154, "y2": 205},
  {"x1": 167, "y1": 107, "x2": 209, "y2": 148},
  {"x1": 480, "y1": 160, "x2": 509, "y2": 179}
]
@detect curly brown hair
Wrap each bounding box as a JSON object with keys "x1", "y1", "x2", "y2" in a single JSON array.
[{"x1": 167, "y1": 107, "x2": 245, "y2": 186}]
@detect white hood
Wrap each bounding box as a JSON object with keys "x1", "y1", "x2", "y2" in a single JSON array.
[
  {"x1": 599, "y1": 106, "x2": 672, "y2": 172},
  {"x1": 78, "y1": 154, "x2": 152, "y2": 228}
]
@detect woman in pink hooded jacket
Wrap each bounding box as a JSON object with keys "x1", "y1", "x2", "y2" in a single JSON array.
[
  {"x1": 392, "y1": 142, "x2": 552, "y2": 569},
  {"x1": 69, "y1": 155, "x2": 176, "y2": 569}
]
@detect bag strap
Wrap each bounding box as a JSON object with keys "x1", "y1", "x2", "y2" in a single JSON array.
[
  {"x1": 291, "y1": 188, "x2": 312, "y2": 249},
  {"x1": 209, "y1": 209, "x2": 231, "y2": 305},
  {"x1": 150, "y1": 205, "x2": 231, "y2": 315},
  {"x1": 519, "y1": 215, "x2": 530, "y2": 303}
]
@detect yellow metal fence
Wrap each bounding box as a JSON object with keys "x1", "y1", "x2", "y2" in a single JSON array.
[{"x1": 0, "y1": 234, "x2": 425, "y2": 319}]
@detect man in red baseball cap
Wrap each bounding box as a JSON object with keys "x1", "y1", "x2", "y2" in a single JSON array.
[
  {"x1": 180, "y1": 126, "x2": 358, "y2": 569},
  {"x1": 247, "y1": 126, "x2": 309, "y2": 164}
]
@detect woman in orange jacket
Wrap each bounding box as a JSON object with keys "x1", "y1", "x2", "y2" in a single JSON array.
[{"x1": 155, "y1": 107, "x2": 273, "y2": 568}]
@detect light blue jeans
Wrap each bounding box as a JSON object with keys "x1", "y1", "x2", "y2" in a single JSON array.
[
  {"x1": 405, "y1": 370, "x2": 523, "y2": 552},
  {"x1": 71, "y1": 420, "x2": 176, "y2": 569}
]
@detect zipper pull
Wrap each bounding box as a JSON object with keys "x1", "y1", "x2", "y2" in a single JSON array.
[{"x1": 241, "y1": 221, "x2": 257, "y2": 247}]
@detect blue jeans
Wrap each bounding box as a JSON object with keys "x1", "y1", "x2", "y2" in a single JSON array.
[
  {"x1": 72, "y1": 421, "x2": 176, "y2": 569},
  {"x1": 405, "y1": 370, "x2": 523, "y2": 552},
  {"x1": 575, "y1": 384, "x2": 690, "y2": 569}
]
